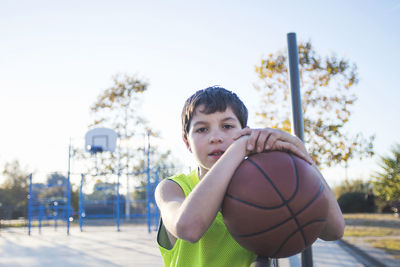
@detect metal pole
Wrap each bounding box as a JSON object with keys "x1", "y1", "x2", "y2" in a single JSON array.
[
  {"x1": 39, "y1": 204, "x2": 43, "y2": 234},
  {"x1": 79, "y1": 174, "x2": 84, "y2": 232},
  {"x1": 146, "y1": 131, "x2": 151, "y2": 233},
  {"x1": 28, "y1": 173, "x2": 33, "y2": 236},
  {"x1": 125, "y1": 109, "x2": 130, "y2": 221},
  {"x1": 54, "y1": 202, "x2": 58, "y2": 231},
  {"x1": 154, "y1": 168, "x2": 160, "y2": 230},
  {"x1": 67, "y1": 141, "x2": 72, "y2": 235},
  {"x1": 287, "y1": 32, "x2": 313, "y2": 267},
  {"x1": 116, "y1": 141, "x2": 121, "y2": 232},
  {"x1": 287, "y1": 32, "x2": 305, "y2": 141}
]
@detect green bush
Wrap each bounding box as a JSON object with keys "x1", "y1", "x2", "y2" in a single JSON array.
[{"x1": 338, "y1": 192, "x2": 375, "y2": 213}]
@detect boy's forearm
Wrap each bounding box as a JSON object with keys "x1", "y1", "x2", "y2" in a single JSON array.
[
  {"x1": 176, "y1": 139, "x2": 248, "y2": 242},
  {"x1": 313, "y1": 165, "x2": 345, "y2": 240}
]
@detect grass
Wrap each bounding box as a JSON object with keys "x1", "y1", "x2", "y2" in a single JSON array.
[
  {"x1": 344, "y1": 213, "x2": 400, "y2": 259},
  {"x1": 0, "y1": 218, "x2": 70, "y2": 228},
  {"x1": 344, "y1": 225, "x2": 400, "y2": 237},
  {"x1": 365, "y1": 238, "x2": 400, "y2": 259},
  {"x1": 344, "y1": 213, "x2": 399, "y2": 221}
]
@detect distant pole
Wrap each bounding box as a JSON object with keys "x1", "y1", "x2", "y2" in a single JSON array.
[
  {"x1": 154, "y1": 168, "x2": 160, "y2": 230},
  {"x1": 28, "y1": 173, "x2": 33, "y2": 236},
  {"x1": 116, "y1": 142, "x2": 121, "y2": 232},
  {"x1": 79, "y1": 174, "x2": 84, "y2": 232},
  {"x1": 146, "y1": 131, "x2": 151, "y2": 233},
  {"x1": 67, "y1": 140, "x2": 72, "y2": 235},
  {"x1": 287, "y1": 32, "x2": 313, "y2": 267}
]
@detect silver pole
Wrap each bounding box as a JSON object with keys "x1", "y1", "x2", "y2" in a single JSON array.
[
  {"x1": 287, "y1": 32, "x2": 305, "y2": 141},
  {"x1": 287, "y1": 32, "x2": 313, "y2": 267}
]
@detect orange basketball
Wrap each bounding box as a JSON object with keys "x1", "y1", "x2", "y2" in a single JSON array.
[{"x1": 222, "y1": 151, "x2": 329, "y2": 258}]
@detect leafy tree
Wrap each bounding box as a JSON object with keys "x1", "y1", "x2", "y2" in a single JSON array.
[
  {"x1": 73, "y1": 74, "x2": 150, "y2": 178},
  {"x1": 83, "y1": 73, "x2": 180, "y2": 177},
  {"x1": 46, "y1": 172, "x2": 67, "y2": 187},
  {"x1": 254, "y1": 41, "x2": 374, "y2": 167},
  {"x1": 0, "y1": 160, "x2": 30, "y2": 219},
  {"x1": 337, "y1": 192, "x2": 373, "y2": 213},
  {"x1": 28, "y1": 173, "x2": 79, "y2": 217},
  {"x1": 333, "y1": 178, "x2": 371, "y2": 199},
  {"x1": 38, "y1": 172, "x2": 67, "y2": 201},
  {"x1": 132, "y1": 149, "x2": 181, "y2": 201},
  {"x1": 79, "y1": 74, "x2": 180, "y2": 218},
  {"x1": 372, "y1": 144, "x2": 400, "y2": 203},
  {"x1": 90, "y1": 73, "x2": 148, "y2": 138},
  {"x1": 85, "y1": 180, "x2": 117, "y2": 201},
  {"x1": 333, "y1": 178, "x2": 377, "y2": 213}
]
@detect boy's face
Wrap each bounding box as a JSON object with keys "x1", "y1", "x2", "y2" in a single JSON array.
[{"x1": 184, "y1": 104, "x2": 243, "y2": 177}]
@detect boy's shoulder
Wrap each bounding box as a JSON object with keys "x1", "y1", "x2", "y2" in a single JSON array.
[{"x1": 166, "y1": 170, "x2": 199, "y2": 196}]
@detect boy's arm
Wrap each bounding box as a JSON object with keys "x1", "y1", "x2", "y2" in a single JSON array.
[
  {"x1": 315, "y1": 165, "x2": 345, "y2": 240},
  {"x1": 155, "y1": 136, "x2": 250, "y2": 243}
]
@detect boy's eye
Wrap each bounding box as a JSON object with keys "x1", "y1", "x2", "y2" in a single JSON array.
[
  {"x1": 196, "y1": 127, "x2": 207, "y2": 133},
  {"x1": 223, "y1": 124, "x2": 234, "y2": 129}
]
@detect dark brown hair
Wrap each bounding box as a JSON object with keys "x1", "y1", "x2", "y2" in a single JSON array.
[{"x1": 181, "y1": 86, "x2": 248, "y2": 140}]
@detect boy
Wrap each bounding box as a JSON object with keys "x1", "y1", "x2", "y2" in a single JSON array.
[{"x1": 155, "y1": 86, "x2": 345, "y2": 267}]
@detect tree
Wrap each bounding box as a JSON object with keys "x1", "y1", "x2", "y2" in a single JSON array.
[
  {"x1": 333, "y1": 178, "x2": 371, "y2": 199},
  {"x1": 254, "y1": 41, "x2": 374, "y2": 168},
  {"x1": 333, "y1": 178, "x2": 376, "y2": 213},
  {"x1": 132, "y1": 149, "x2": 181, "y2": 201},
  {"x1": 86, "y1": 73, "x2": 180, "y2": 177},
  {"x1": 372, "y1": 144, "x2": 400, "y2": 204},
  {"x1": 82, "y1": 74, "x2": 180, "y2": 218},
  {"x1": 46, "y1": 172, "x2": 67, "y2": 187},
  {"x1": 38, "y1": 173, "x2": 67, "y2": 202},
  {"x1": 0, "y1": 160, "x2": 30, "y2": 219},
  {"x1": 77, "y1": 73, "x2": 150, "y2": 176},
  {"x1": 90, "y1": 73, "x2": 148, "y2": 139}
]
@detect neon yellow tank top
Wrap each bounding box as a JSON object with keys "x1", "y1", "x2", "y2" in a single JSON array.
[{"x1": 157, "y1": 170, "x2": 256, "y2": 267}]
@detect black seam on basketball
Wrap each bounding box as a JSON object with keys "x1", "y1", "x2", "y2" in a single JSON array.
[
  {"x1": 287, "y1": 154, "x2": 307, "y2": 246},
  {"x1": 247, "y1": 158, "x2": 289, "y2": 203},
  {"x1": 247, "y1": 156, "x2": 305, "y2": 244},
  {"x1": 233, "y1": 212, "x2": 294, "y2": 237},
  {"x1": 231, "y1": 182, "x2": 325, "y2": 238},
  {"x1": 292, "y1": 183, "x2": 325, "y2": 224},
  {"x1": 288, "y1": 154, "x2": 300, "y2": 203},
  {"x1": 271, "y1": 219, "x2": 326, "y2": 258},
  {"x1": 245, "y1": 155, "x2": 300, "y2": 206},
  {"x1": 225, "y1": 194, "x2": 287, "y2": 209}
]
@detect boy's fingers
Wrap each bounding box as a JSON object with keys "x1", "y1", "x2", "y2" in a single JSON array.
[
  {"x1": 247, "y1": 129, "x2": 260, "y2": 151},
  {"x1": 232, "y1": 127, "x2": 251, "y2": 140},
  {"x1": 265, "y1": 131, "x2": 279, "y2": 150},
  {"x1": 272, "y1": 140, "x2": 313, "y2": 164},
  {"x1": 256, "y1": 130, "x2": 270, "y2": 152}
]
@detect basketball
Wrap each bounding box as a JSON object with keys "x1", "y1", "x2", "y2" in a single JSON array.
[{"x1": 222, "y1": 151, "x2": 329, "y2": 258}]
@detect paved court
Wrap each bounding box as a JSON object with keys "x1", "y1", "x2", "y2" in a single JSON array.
[
  {"x1": 279, "y1": 239, "x2": 364, "y2": 267},
  {"x1": 0, "y1": 224, "x2": 383, "y2": 266},
  {"x1": 0, "y1": 225, "x2": 163, "y2": 267}
]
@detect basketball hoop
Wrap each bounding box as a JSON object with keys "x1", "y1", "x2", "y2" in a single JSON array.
[{"x1": 85, "y1": 128, "x2": 119, "y2": 154}]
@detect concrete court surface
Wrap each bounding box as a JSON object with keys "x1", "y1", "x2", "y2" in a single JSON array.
[
  {"x1": 1, "y1": 225, "x2": 365, "y2": 267},
  {"x1": 0, "y1": 225, "x2": 163, "y2": 267}
]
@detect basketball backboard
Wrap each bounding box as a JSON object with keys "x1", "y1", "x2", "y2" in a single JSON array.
[{"x1": 85, "y1": 128, "x2": 118, "y2": 153}]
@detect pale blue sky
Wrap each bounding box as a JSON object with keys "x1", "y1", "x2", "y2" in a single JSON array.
[{"x1": 1, "y1": 0, "x2": 399, "y2": 186}]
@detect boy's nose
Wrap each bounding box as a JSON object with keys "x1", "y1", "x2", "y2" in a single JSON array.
[{"x1": 209, "y1": 133, "x2": 223, "y2": 143}]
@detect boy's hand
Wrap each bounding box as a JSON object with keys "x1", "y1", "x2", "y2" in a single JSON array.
[{"x1": 232, "y1": 127, "x2": 313, "y2": 164}]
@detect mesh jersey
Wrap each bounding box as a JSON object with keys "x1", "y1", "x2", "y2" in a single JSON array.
[{"x1": 157, "y1": 170, "x2": 256, "y2": 267}]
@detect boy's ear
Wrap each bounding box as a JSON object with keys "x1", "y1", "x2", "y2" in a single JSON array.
[{"x1": 182, "y1": 135, "x2": 192, "y2": 153}]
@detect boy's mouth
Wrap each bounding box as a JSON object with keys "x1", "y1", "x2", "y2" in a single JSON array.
[{"x1": 209, "y1": 150, "x2": 225, "y2": 157}]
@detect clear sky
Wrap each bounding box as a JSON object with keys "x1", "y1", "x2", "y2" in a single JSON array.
[{"x1": 1, "y1": 0, "x2": 399, "y2": 186}]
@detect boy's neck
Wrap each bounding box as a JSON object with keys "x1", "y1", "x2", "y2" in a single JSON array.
[{"x1": 198, "y1": 167, "x2": 206, "y2": 180}]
